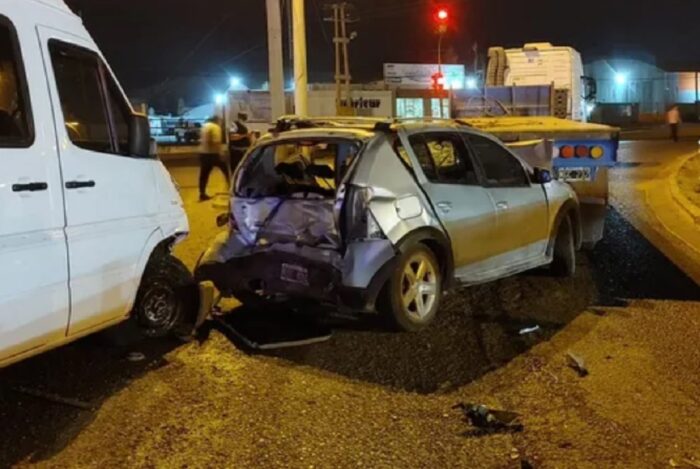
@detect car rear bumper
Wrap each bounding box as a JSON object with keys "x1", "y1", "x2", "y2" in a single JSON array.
[{"x1": 194, "y1": 232, "x2": 398, "y2": 314}]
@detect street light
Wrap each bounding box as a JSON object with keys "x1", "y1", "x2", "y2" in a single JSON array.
[
  {"x1": 229, "y1": 76, "x2": 244, "y2": 90},
  {"x1": 466, "y1": 76, "x2": 478, "y2": 90},
  {"x1": 214, "y1": 93, "x2": 225, "y2": 105},
  {"x1": 614, "y1": 73, "x2": 627, "y2": 86}
]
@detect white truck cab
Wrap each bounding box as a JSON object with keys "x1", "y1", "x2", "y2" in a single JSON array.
[
  {"x1": 0, "y1": 0, "x2": 194, "y2": 368},
  {"x1": 487, "y1": 43, "x2": 596, "y2": 122}
]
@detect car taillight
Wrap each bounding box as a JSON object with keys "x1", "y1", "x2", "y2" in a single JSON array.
[
  {"x1": 575, "y1": 145, "x2": 590, "y2": 158},
  {"x1": 344, "y1": 185, "x2": 386, "y2": 240}
]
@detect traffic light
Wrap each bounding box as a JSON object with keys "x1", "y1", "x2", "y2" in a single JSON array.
[
  {"x1": 431, "y1": 71, "x2": 445, "y2": 91},
  {"x1": 434, "y1": 6, "x2": 449, "y2": 33}
]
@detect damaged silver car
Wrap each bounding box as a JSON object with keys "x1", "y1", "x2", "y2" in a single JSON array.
[{"x1": 195, "y1": 119, "x2": 581, "y2": 331}]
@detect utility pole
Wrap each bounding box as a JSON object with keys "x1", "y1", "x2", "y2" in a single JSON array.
[
  {"x1": 292, "y1": 0, "x2": 308, "y2": 116},
  {"x1": 324, "y1": 2, "x2": 358, "y2": 115},
  {"x1": 266, "y1": 0, "x2": 286, "y2": 120}
]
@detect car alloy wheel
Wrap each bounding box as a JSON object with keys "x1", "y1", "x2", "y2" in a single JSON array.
[{"x1": 400, "y1": 252, "x2": 439, "y2": 321}]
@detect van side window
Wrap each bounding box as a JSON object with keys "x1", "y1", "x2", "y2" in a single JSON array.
[
  {"x1": 49, "y1": 41, "x2": 132, "y2": 156},
  {"x1": 105, "y1": 73, "x2": 131, "y2": 154},
  {"x1": 0, "y1": 18, "x2": 32, "y2": 147}
]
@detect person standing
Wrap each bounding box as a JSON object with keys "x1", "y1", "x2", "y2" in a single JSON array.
[
  {"x1": 228, "y1": 112, "x2": 253, "y2": 173},
  {"x1": 667, "y1": 105, "x2": 682, "y2": 142},
  {"x1": 198, "y1": 116, "x2": 229, "y2": 202}
]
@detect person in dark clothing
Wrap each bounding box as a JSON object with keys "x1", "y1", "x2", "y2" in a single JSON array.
[
  {"x1": 198, "y1": 116, "x2": 229, "y2": 201},
  {"x1": 228, "y1": 112, "x2": 253, "y2": 173}
]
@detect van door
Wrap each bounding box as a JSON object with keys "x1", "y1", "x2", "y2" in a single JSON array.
[
  {"x1": 37, "y1": 27, "x2": 159, "y2": 335},
  {"x1": 0, "y1": 16, "x2": 69, "y2": 363}
]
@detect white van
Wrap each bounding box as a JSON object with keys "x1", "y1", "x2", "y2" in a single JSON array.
[{"x1": 0, "y1": 0, "x2": 195, "y2": 368}]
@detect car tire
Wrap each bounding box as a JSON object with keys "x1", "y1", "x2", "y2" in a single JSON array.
[
  {"x1": 551, "y1": 215, "x2": 576, "y2": 277},
  {"x1": 132, "y1": 253, "x2": 199, "y2": 338},
  {"x1": 381, "y1": 243, "x2": 442, "y2": 332}
]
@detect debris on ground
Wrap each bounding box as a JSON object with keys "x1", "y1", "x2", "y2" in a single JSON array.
[
  {"x1": 213, "y1": 309, "x2": 332, "y2": 351},
  {"x1": 510, "y1": 447, "x2": 520, "y2": 460},
  {"x1": 519, "y1": 325, "x2": 541, "y2": 335},
  {"x1": 675, "y1": 458, "x2": 700, "y2": 468},
  {"x1": 566, "y1": 351, "x2": 589, "y2": 377},
  {"x1": 10, "y1": 385, "x2": 93, "y2": 411},
  {"x1": 453, "y1": 402, "x2": 524, "y2": 435},
  {"x1": 126, "y1": 352, "x2": 146, "y2": 362}
]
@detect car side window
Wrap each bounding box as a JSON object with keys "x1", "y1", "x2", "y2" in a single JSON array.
[
  {"x1": 49, "y1": 40, "x2": 132, "y2": 156},
  {"x1": 0, "y1": 17, "x2": 32, "y2": 147},
  {"x1": 468, "y1": 134, "x2": 530, "y2": 187},
  {"x1": 409, "y1": 133, "x2": 478, "y2": 185}
]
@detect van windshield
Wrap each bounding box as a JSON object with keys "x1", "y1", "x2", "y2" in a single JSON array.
[{"x1": 235, "y1": 138, "x2": 361, "y2": 199}]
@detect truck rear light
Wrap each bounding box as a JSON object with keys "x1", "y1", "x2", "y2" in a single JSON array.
[
  {"x1": 590, "y1": 146, "x2": 605, "y2": 159},
  {"x1": 560, "y1": 145, "x2": 575, "y2": 159},
  {"x1": 575, "y1": 145, "x2": 590, "y2": 158}
]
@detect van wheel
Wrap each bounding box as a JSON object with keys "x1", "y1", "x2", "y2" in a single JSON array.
[
  {"x1": 381, "y1": 243, "x2": 442, "y2": 332},
  {"x1": 133, "y1": 254, "x2": 198, "y2": 338},
  {"x1": 551, "y1": 215, "x2": 576, "y2": 277}
]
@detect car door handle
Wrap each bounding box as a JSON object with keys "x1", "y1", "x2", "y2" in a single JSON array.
[
  {"x1": 496, "y1": 201, "x2": 509, "y2": 210},
  {"x1": 12, "y1": 182, "x2": 48, "y2": 192},
  {"x1": 436, "y1": 201, "x2": 453, "y2": 213},
  {"x1": 65, "y1": 180, "x2": 96, "y2": 190}
]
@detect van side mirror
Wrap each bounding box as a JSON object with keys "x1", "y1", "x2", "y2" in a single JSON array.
[
  {"x1": 129, "y1": 113, "x2": 152, "y2": 158},
  {"x1": 534, "y1": 168, "x2": 553, "y2": 184}
]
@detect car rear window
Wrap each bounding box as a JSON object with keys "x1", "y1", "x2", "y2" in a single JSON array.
[{"x1": 235, "y1": 138, "x2": 361, "y2": 199}]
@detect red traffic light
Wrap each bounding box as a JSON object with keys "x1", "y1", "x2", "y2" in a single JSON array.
[
  {"x1": 434, "y1": 6, "x2": 449, "y2": 32},
  {"x1": 431, "y1": 72, "x2": 445, "y2": 91}
]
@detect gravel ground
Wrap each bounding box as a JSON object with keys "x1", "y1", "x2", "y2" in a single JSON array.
[
  {"x1": 1, "y1": 149, "x2": 699, "y2": 469},
  {"x1": 677, "y1": 153, "x2": 700, "y2": 208}
]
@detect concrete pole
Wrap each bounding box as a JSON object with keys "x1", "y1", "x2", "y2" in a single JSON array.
[
  {"x1": 266, "y1": 0, "x2": 286, "y2": 119},
  {"x1": 292, "y1": 0, "x2": 308, "y2": 116}
]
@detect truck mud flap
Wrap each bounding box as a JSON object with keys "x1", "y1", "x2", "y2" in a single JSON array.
[{"x1": 212, "y1": 309, "x2": 332, "y2": 351}]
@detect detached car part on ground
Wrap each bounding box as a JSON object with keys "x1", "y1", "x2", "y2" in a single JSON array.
[{"x1": 196, "y1": 119, "x2": 582, "y2": 332}]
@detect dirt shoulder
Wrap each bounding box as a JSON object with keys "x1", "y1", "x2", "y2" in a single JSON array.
[{"x1": 677, "y1": 153, "x2": 700, "y2": 209}]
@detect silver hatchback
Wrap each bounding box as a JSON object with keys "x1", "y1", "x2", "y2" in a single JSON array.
[{"x1": 196, "y1": 118, "x2": 581, "y2": 331}]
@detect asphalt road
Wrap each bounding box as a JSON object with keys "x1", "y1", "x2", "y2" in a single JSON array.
[{"x1": 1, "y1": 140, "x2": 699, "y2": 468}]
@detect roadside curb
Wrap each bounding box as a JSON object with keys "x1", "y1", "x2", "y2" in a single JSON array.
[
  {"x1": 670, "y1": 152, "x2": 700, "y2": 224},
  {"x1": 643, "y1": 153, "x2": 700, "y2": 278}
]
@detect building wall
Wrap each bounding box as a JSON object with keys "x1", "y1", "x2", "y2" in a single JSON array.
[{"x1": 585, "y1": 58, "x2": 672, "y2": 116}]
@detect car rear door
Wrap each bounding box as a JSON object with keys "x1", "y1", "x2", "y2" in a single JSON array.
[
  {"x1": 403, "y1": 131, "x2": 502, "y2": 282},
  {"x1": 467, "y1": 133, "x2": 549, "y2": 265},
  {"x1": 37, "y1": 26, "x2": 159, "y2": 335},
  {"x1": 0, "y1": 14, "x2": 69, "y2": 363}
]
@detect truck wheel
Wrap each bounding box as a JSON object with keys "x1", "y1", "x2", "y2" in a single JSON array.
[
  {"x1": 381, "y1": 243, "x2": 442, "y2": 332},
  {"x1": 551, "y1": 215, "x2": 576, "y2": 277},
  {"x1": 133, "y1": 254, "x2": 199, "y2": 338}
]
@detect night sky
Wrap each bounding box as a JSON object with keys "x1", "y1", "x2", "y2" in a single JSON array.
[{"x1": 63, "y1": 0, "x2": 700, "y2": 111}]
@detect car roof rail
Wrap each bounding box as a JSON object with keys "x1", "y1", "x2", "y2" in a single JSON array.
[{"x1": 271, "y1": 116, "x2": 473, "y2": 134}]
